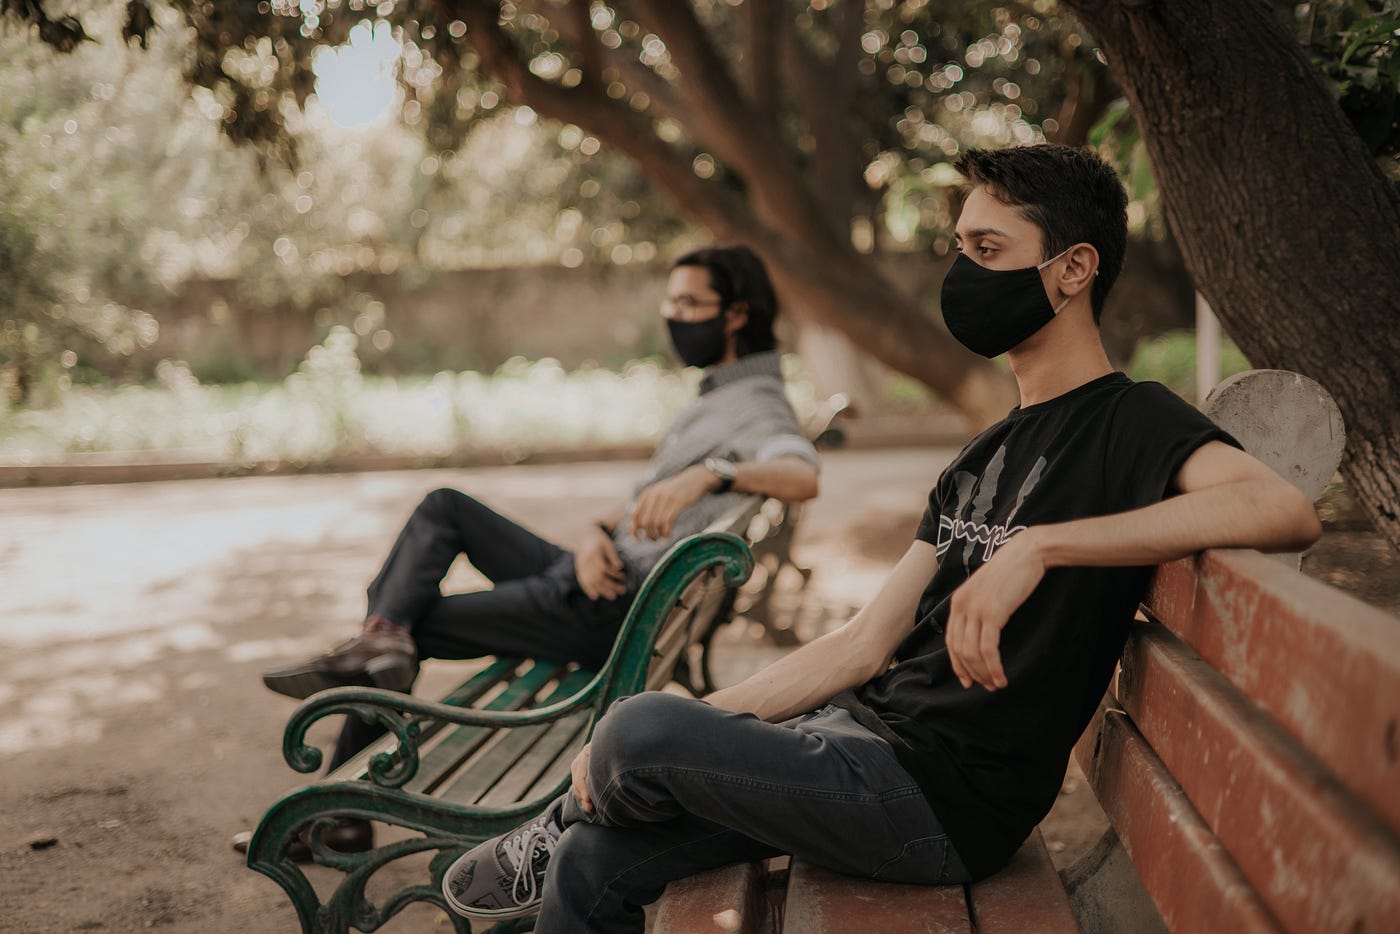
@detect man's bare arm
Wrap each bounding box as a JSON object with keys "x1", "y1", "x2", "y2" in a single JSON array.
[
  {"x1": 947, "y1": 441, "x2": 1323, "y2": 690},
  {"x1": 631, "y1": 455, "x2": 819, "y2": 540},
  {"x1": 705, "y1": 541, "x2": 938, "y2": 722},
  {"x1": 569, "y1": 538, "x2": 935, "y2": 811}
]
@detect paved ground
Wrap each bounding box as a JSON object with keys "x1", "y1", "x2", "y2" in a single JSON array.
[
  {"x1": 0, "y1": 448, "x2": 991, "y2": 933},
  {"x1": 1, "y1": 447, "x2": 1391, "y2": 932}
]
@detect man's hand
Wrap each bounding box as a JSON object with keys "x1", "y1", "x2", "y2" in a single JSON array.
[
  {"x1": 575, "y1": 525, "x2": 627, "y2": 601},
  {"x1": 630, "y1": 465, "x2": 715, "y2": 541},
  {"x1": 569, "y1": 743, "x2": 593, "y2": 812},
  {"x1": 945, "y1": 529, "x2": 1047, "y2": 691}
]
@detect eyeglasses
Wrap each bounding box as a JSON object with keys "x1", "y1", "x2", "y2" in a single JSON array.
[{"x1": 660, "y1": 294, "x2": 724, "y2": 322}]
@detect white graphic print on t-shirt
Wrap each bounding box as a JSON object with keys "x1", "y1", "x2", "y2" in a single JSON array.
[{"x1": 934, "y1": 449, "x2": 1047, "y2": 564}]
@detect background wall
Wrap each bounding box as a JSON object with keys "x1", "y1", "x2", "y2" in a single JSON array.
[{"x1": 130, "y1": 240, "x2": 1193, "y2": 383}]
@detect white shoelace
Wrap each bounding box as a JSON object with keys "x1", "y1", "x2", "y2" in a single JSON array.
[{"x1": 501, "y1": 823, "x2": 559, "y2": 906}]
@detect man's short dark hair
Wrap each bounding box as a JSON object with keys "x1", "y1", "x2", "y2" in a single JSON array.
[
  {"x1": 954, "y1": 145, "x2": 1128, "y2": 324},
  {"x1": 671, "y1": 244, "x2": 778, "y2": 357}
]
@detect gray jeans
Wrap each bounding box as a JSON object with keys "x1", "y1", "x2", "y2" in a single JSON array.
[{"x1": 536, "y1": 692, "x2": 969, "y2": 933}]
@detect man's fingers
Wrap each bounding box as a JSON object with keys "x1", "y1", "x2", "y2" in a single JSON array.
[
  {"x1": 959, "y1": 616, "x2": 989, "y2": 688},
  {"x1": 979, "y1": 620, "x2": 1006, "y2": 689},
  {"x1": 570, "y1": 745, "x2": 593, "y2": 812},
  {"x1": 602, "y1": 541, "x2": 624, "y2": 570},
  {"x1": 946, "y1": 613, "x2": 973, "y2": 689}
]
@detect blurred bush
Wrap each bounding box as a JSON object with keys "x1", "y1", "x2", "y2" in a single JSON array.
[{"x1": 1125, "y1": 330, "x2": 1252, "y2": 400}]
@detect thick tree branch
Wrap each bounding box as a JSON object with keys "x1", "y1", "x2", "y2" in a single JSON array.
[
  {"x1": 1047, "y1": 51, "x2": 1115, "y2": 147},
  {"x1": 779, "y1": 3, "x2": 866, "y2": 241},
  {"x1": 628, "y1": 0, "x2": 836, "y2": 243},
  {"x1": 454, "y1": 0, "x2": 757, "y2": 239},
  {"x1": 562, "y1": 0, "x2": 601, "y2": 79},
  {"x1": 741, "y1": 0, "x2": 781, "y2": 125},
  {"x1": 535, "y1": 0, "x2": 687, "y2": 124}
]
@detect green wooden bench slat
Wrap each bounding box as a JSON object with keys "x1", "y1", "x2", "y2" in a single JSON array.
[
  {"x1": 476, "y1": 709, "x2": 594, "y2": 808},
  {"x1": 332, "y1": 657, "x2": 523, "y2": 782},
  {"x1": 519, "y1": 717, "x2": 591, "y2": 804},
  {"x1": 435, "y1": 669, "x2": 598, "y2": 805},
  {"x1": 404, "y1": 660, "x2": 567, "y2": 795}
]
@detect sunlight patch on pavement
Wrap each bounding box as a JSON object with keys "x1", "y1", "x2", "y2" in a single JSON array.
[
  {"x1": 225, "y1": 635, "x2": 338, "y2": 663},
  {"x1": 0, "y1": 673, "x2": 166, "y2": 754},
  {"x1": 16, "y1": 623, "x2": 224, "y2": 678}
]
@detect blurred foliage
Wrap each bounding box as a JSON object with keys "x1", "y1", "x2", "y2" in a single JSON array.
[
  {"x1": 1299, "y1": 0, "x2": 1400, "y2": 161},
  {"x1": 1125, "y1": 330, "x2": 1252, "y2": 401},
  {"x1": 0, "y1": 340, "x2": 828, "y2": 465},
  {"x1": 2, "y1": 0, "x2": 1390, "y2": 410}
]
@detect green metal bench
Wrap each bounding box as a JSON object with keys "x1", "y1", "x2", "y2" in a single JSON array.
[{"x1": 246, "y1": 511, "x2": 758, "y2": 933}]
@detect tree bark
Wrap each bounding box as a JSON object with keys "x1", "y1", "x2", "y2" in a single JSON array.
[{"x1": 1063, "y1": 0, "x2": 1400, "y2": 549}]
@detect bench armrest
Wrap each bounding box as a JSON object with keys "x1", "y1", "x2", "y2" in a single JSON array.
[{"x1": 282, "y1": 679, "x2": 605, "y2": 786}]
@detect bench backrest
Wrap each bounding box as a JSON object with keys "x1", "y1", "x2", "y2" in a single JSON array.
[
  {"x1": 1078, "y1": 549, "x2": 1400, "y2": 932},
  {"x1": 591, "y1": 513, "x2": 756, "y2": 713},
  {"x1": 643, "y1": 497, "x2": 764, "y2": 692}
]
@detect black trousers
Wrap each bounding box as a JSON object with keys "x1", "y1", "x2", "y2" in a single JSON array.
[{"x1": 328, "y1": 487, "x2": 632, "y2": 771}]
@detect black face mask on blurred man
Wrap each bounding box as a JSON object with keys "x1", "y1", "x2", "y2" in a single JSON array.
[{"x1": 667, "y1": 314, "x2": 730, "y2": 369}]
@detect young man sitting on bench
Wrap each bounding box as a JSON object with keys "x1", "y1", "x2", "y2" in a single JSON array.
[
  {"x1": 239, "y1": 244, "x2": 821, "y2": 859},
  {"x1": 438, "y1": 144, "x2": 1323, "y2": 932}
]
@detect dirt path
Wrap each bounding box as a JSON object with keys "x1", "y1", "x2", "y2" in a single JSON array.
[{"x1": 1, "y1": 449, "x2": 1393, "y2": 932}]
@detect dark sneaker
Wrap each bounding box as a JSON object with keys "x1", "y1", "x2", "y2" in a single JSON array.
[
  {"x1": 261, "y1": 624, "x2": 417, "y2": 700},
  {"x1": 442, "y1": 803, "x2": 565, "y2": 920}
]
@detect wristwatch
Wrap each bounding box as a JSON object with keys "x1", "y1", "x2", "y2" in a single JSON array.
[{"x1": 703, "y1": 457, "x2": 738, "y2": 494}]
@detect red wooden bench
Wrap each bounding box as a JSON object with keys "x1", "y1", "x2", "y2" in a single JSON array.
[
  {"x1": 1069, "y1": 547, "x2": 1400, "y2": 933},
  {"x1": 653, "y1": 546, "x2": 1400, "y2": 932},
  {"x1": 653, "y1": 825, "x2": 1077, "y2": 932}
]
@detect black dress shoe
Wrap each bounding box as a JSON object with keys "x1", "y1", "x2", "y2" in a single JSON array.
[
  {"x1": 261, "y1": 627, "x2": 418, "y2": 700},
  {"x1": 231, "y1": 818, "x2": 374, "y2": 863}
]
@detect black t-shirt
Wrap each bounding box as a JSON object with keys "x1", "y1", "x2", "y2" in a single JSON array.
[{"x1": 838, "y1": 372, "x2": 1240, "y2": 880}]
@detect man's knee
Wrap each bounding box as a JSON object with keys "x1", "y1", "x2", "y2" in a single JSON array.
[
  {"x1": 417, "y1": 487, "x2": 472, "y2": 516},
  {"x1": 590, "y1": 692, "x2": 706, "y2": 777}
]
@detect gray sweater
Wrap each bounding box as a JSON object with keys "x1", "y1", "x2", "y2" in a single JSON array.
[{"x1": 612, "y1": 350, "x2": 820, "y2": 581}]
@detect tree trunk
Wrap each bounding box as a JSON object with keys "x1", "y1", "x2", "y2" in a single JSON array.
[{"x1": 1063, "y1": 0, "x2": 1400, "y2": 549}]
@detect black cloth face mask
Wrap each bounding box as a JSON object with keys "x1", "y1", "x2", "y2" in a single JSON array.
[
  {"x1": 939, "y1": 248, "x2": 1071, "y2": 358},
  {"x1": 667, "y1": 314, "x2": 729, "y2": 368}
]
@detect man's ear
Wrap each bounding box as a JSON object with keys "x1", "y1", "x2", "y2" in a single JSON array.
[
  {"x1": 723, "y1": 302, "x2": 749, "y2": 336},
  {"x1": 1057, "y1": 244, "x2": 1099, "y2": 298}
]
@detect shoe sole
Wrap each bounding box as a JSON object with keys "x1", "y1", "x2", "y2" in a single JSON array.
[
  {"x1": 441, "y1": 852, "x2": 541, "y2": 921},
  {"x1": 262, "y1": 658, "x2": 415, "y2": 700}
]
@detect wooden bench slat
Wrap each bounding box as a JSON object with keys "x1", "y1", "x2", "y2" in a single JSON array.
[
  {"x1": 436, "y1": 667, "x2": 595, "y2": 804},
  {"x1": 477, "y1": 709, "x2": 593, "y2": 807},
  {"x1": 782, "y1": 859, "x2": 971, "y2": 934},
  {"x1": 1076, "y1": 705, "x2": 1282, "y2": 934},
  {"x1": 1119, "y1": 622, "x2": 1400, "y2": 933},
  {"x1": 439, "y1": 720, "x2": 559, "y2": 805},
  {"x1": 1145, "y1": 549, "x2": 1400, "y2": 828},
  {"x1": 330, "y1": 657, "x2": 523, "y2": 782},
  {"x1": 652, "y1": 861, "x2": 768, "y2": 934},
  {"x1": 967, "y1": 830, "x2": 1078, "y2": 934},
  {"x1": 646, "y1": 572, "x2": 730, "y2": 692},
  {"x1": 520, "y1": 720, "x2": 591, "y2": 803},
  {"x1": 403, "y1": 660, "x2": 566, "y2": 795}
]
